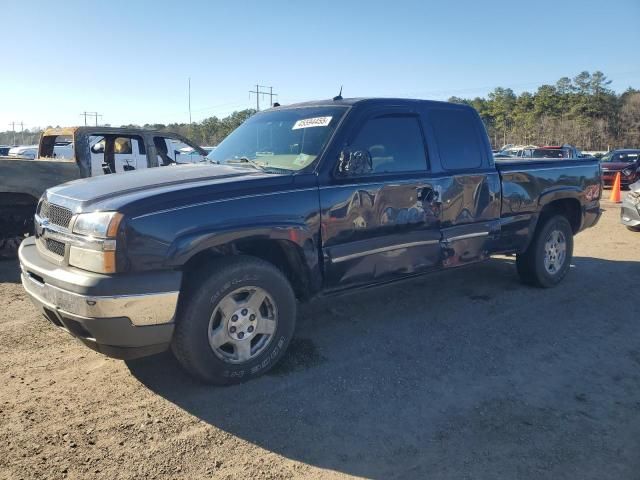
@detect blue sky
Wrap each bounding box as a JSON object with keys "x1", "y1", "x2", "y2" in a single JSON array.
[{"x1": 1, "y1": 0, "x2": 639, "y2": 129}]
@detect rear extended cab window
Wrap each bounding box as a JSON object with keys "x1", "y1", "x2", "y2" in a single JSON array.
[{"x1": 426, "y1": 108, "x2": 485, "y2": 170}]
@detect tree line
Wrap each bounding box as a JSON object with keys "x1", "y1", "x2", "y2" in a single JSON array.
[
  {"x1": 2, "y1": 71, "x2": 638, "y2": 151},
  {"x1": 0, "y1": 109, "x2": 257, "y2": 149},
  {"x1": 120, "y1": 109, "x2": 256, "y2": 146},
  {"x1": 449, "y1": 71, "x2": 640, "y2": 150}
]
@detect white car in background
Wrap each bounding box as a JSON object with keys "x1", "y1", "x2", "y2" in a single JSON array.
[
  {"x1": 8, "y1": 145, "x2": 38, "y2": 159},
  {"x1": 174, "y1": 144, "x2": 214, "y2": 163}
]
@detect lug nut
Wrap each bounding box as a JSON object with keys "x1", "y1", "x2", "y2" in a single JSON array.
[
  {"x1": 231, "y1": 315, "x2": 238, "y2": 322},
  {"x1": 238, "y1": 332, "x2": 244, "y2": 339},
  {"x1": 241, "y1": 309, "x2": 248, "y2": 316},
  {"x1": 247, "y1": 326, "x2": 254, "y2": 333},
  {"x1": 230, "y1": 326, "x2": 236, "y2": 333},
  {"x1": 249, "y1": 314, "x2": 256, "y2": 321}
]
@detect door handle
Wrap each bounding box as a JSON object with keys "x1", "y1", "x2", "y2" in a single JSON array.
[{"x1": 417, "y1": 187, "x2": 439, "y2": 204}]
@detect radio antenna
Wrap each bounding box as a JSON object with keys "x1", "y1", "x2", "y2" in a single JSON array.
[{"x1": 333, "y1": 85, "x2": 343, "y2": 101}]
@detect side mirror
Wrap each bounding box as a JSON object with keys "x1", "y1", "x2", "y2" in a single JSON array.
[{"x1": 336, "y1": 149, "x2": 372, "y2": 177}]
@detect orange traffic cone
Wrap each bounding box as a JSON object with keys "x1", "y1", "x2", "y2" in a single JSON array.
[{"x1": 609, "y1": 172, "x2": 622, "y2": 203}]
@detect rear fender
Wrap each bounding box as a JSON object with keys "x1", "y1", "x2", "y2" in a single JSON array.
[
  {"x1": 537, "y1": 186, "x2": 582, "y2": 209},
  {"x1": 520, "y1": 187, "x2": 582, "y2": 251}
]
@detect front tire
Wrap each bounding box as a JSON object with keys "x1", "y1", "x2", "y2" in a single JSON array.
[
  {"x1": 516, "y1": 215, "x2": 574, "y2": 288},
  {"x1": 172, "y1": 256, "x2": 296, "y2": 385}
]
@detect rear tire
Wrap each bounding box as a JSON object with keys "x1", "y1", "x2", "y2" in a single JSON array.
[
  {"x1": 172, "y1": 256, "x2": 296, "y2": 385},
  {"x1": 627, "y1": 225, "x2": 640, "y2": 232},
  {"x1": 516, "y1": 215, "x2": 574, "y2": 288}
]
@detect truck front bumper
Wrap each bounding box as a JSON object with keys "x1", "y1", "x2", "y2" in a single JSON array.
[{"x1": 19, "y1": 237, "x2": 182, "y2": 360}]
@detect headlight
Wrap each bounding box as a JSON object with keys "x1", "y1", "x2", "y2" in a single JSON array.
[
  {"x1": 69, "y1": 212, "x2": 123, "y2": 273},
  {"x1": 622, "y1": 167, "x2": 633, "y2": 177},
  {"x1": 73, "y1": 211, "x2": 122, "y2": 238}
]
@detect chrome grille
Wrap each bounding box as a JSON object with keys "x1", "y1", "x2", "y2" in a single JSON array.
[
  {"x1": 45, "y1": 238, "x2": 65, "y2": 257},
  {"x1": 40, "y1": 200, "x2": 73, "y2": 228}
]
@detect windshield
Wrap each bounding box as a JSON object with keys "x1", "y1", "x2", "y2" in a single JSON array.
[
  {"x1": 600, "y1": 151, "x2": 639, "y2": 163},
  {"x1": 207, "y1": 106, "x2": 348, "y2": 172}
]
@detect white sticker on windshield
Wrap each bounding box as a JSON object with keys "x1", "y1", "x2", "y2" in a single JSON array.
[{"x1": 292, "y1": 116, "x2": 332, "y2": 130}]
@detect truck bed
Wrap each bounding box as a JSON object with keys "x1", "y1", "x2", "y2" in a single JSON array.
[
  {"x1": 0, "y1": 157, "x2": 79, "y2": 199},
  {"x1": 494, "y1": 157, "x2": 601, "y2": 253}
]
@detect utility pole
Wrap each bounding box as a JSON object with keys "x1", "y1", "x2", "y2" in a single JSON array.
[
  {"x1": 80, "y1": 112, "x2": 102, "y2": 126},
  {"x1": 188, "y1": 77, "x2": 192, "y2": 124},
  {"x1": 268, "y1": 86, "x2": 278, "y2": 107},
  {"x1": 9, "y1": 121, "x2": 16, "y2": 145},
  {"x1": 20, "y1": 121, "x2": 24, "y2": 145},
  {"x1": 251, "y1": 84, "x2": 260, "y2": 111},
  {"x1": 249, "y1": 85, "x2": 278, "y2": 111}
]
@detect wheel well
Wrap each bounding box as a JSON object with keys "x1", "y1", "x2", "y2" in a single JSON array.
[
  {"x1": 0, "y1": 193, "x2": 38, "y2": 237},
  {"x1": 0, "y1": 192, "x2": 39, "y2": 208},
  {"x1": 181, "y1": 238, "x2": 312, "y2": 300},
  {"x1": 539, "y1": 198, "x2": 581, "y2": 233}
]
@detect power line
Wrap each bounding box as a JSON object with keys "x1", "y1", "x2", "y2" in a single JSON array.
[
  {"x1": 80, "y1": 112, "x2": 103, "y2": 126},
  {"x1": 249, "y1": 84, "x2": 278, "y2": 111},
  {"x1": 191, "y1": 100, "x2": 249, "y2": 114}
]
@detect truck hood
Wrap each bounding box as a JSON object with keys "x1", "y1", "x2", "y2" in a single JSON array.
[{"x1": 45, "y1": 163, "x2": 294, "y2": 214}]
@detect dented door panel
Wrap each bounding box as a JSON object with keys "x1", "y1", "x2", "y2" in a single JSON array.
[
  {"x1": 436, "y1": 171, "x2": 502, "y2": 267},
  {"x1": 320, "y1": 179, "x2": 442, "y2": 289}
]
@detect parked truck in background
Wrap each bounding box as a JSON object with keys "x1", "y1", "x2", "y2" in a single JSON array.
[
  {"x1": 19, "y1": 98, "x2": 602, "y2": 384},
  {"x1": 0, "y1": 127, "x2": 206, "y2": 257}
]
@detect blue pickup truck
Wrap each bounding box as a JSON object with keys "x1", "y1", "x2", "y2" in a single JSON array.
[{"x1": 18, "y1": 98, "x2": 602, "y2": 384}]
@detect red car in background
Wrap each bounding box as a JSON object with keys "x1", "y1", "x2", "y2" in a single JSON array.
[{"x1": 600, "y1": 149, "x2": 640, "y2": 188}]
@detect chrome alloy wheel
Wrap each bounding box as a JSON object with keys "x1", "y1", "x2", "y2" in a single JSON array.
[
  {"x1": 543, "y1": 229, "x2": 567, "y2": 275},
  {"x1": 207, "y1": 286, "x2": 277, "y2": 364}
]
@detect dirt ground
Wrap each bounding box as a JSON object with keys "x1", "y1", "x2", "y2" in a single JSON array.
[{"x1": 1, "y1": 200, "x2": 639, "y2": 480}]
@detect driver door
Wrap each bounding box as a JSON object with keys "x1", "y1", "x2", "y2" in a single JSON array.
[{"x1": 319, "y1": 108, "x2": 442, "y2": 290}]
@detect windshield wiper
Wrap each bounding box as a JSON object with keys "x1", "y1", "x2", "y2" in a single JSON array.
[
  {"x1": 225, "y1": 156, "x2": 265, "y2": 171},
  {"x1": 262, "y1": 166, "x2": 294, "y2": 174},
  {"x1": 221, "y1": 157, "x2": 293, "y2": 174}
]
